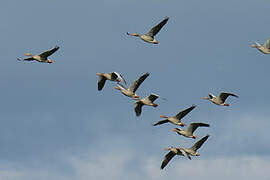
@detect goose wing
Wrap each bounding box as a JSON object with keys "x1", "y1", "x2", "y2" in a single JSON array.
[
  {"x1": 161, "y1": 151, "x2": 176, "y2": 169},
  {"x1": 186, "y1": 122, "x2": 210, "y2": 134},
  {"x1": 189, "y1": 134, "x2": 209, "y2": 152},
  {"x1": 134, "y1": 101, "x2": 143, "y2": 117},
  {"x1": 147, "y1": 93, "x2": 159, "y2": 102},
  {"x1": 112, "y1": 72, "x2": 127, "y2": 85},
  {"x1": 98, "y1": 76, "x2": 107, "y2": 91},
  {"x1": 39, "y1": 46, "x2": 60, "y2": 58},
  {"x1": 175, "y1": 105, "x2": 196, "y2": 120},
  {"x1": 147, "y1": 17, "x2": 169, "y2": 37},
  {"x1": 153, "y1": 119, "x2": 169, "y2": 126},
  {"x1": 219, "y1": 92, "x2": 238, "y2": 102},
  {"x1": 129, "y1": 72, "x2": 149, "y2": 93},
  {"x1": 264, "y1": 38, "x2": 270, "y2": 49}
]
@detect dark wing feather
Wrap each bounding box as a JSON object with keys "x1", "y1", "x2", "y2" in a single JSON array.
[
  {"x1": 98, "y1": 76, "x2": 107, "y2": 91},
  {"x1": 187, "y1": 122, "x2": 210, "y2": 134},
  {"x1": 161, "y1": 151, "x2": 176, "y2": 169},
  {"x1": 219, "y1": 92, "x2": 238, "y2": 102},
  {"x1": 190, "y1": 134, "x2": 209, "y2": 152},
  {"x1": 148, "y1": 93, "x2": 159, "y2": 102},
  {"x1": 22, "y1": 57, "x2": 35, "y2": 61},
  {"x1": 129, "y1": 72, "x2": 149, "y2": 93},
  {"x1": 134, "y1": 101, "x2": 143, "y2": 117},
  {"x1": 175, "y1": 105, "x2": 196, "y2": 120},
  {"x1": 153, "y1": 119, "x2": 169, "y2": 126},
  {"x1": 39, "y1": 46, "x2": 60, "y2": 58},
  {"x1": 147, "y1": 17, "x2": 169, "y2": 37}
]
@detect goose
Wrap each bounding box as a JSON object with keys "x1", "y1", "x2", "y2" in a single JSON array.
[
  {"x1": 114, "y1": 72, "x2": 149, "y2": 100},
  {"x1": 96, "y1": 72, "x2": 126, "y2": 91},
  {"x1": 161, "y1": 135, "x2": 209, "y2": 169},
  {"x1": 172, "y1": 122, "x2": 210, "y2": 139},
  {"x1": 17, "y1": 46, "x2": 59, "y2": 63},
  {"x1": 134, "y1": 93, "x2": 159, "y2": 116},
  {"x1": 249, "y1": 38, "x2": 270, "y2": 54},
  {"x1": 153, "y1": 105, "x2": 196, "y2": 127},
  {"x1": 127, "y1": 17, "x2": 169, "y2": 44},
  {"x1": 201, "y1": 92, "x2": 238, "y2": 106}
]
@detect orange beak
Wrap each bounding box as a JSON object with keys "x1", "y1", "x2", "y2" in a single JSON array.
[{"x1": 201, "y1": 97, "x2": 209, "y2": 100}]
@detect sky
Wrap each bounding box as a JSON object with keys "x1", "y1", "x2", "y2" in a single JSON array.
[{"x1": 0, "y1": 0, "x2": 270, "y2": 179}]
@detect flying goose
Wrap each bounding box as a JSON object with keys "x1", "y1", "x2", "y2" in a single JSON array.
[
  {"x1": 134, "y1": 93, "x2": 159, "y2": 116},
  {"x1": 172, "y1": 122, "x2": 210, "y2": 139},
  {"x1": 201, "y1": 92, "x2": 238, "y2": 106},
  {"x1": 96, "y1": 72, "x2": 126, "y2": 91},
  {"x1": 17, "y1": 46, "x2": 59, "y2": 63},
  {"x1": 127, "y1": 17, "x2": 169, "y2": 44},
  {"x1": 161, "y1": 135, "x2": 210, "y2": 169},
  {"x1": 114, "y1": 72, "x2": 149, "y2": 100},
  {"x1": 249, "y1": 38, "x2": 270, "y2": 54},
  {"x1": 153, "y1": 105, "x2": 196, "y2": 127}
]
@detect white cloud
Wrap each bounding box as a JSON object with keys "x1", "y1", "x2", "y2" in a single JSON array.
[{"x1": 1, "y1": 151, "x2": 269, "y2": 180}]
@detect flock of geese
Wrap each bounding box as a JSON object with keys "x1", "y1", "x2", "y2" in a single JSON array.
[{"x1": 17, "y1": 16, "x2": 269, "y2": 170}]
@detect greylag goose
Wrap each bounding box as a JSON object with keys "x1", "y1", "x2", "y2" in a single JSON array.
[
  {"x1": 153, "y1": 105, "x2": 196, "y2": 127},
  {"x1": 249, "y1": 38, "x2": 270, "y2": 54},
  {"x1": 161, "y1": 135, "x2": 209, "y2": 169},
  {"x1": 134, "y1": 93, "x2": 159, "y2": 116},
  {"x1": 114, "y1": 72, "x2": 149, "y2": 100},
  {"x1": 127, "y1": 17, "x2": 169, "y2": 44},
  {"x1": 96, "y1": 72, "x2": 126, "y2": 91},
  {"x1": 17, "y1": 46, "x2": 59, "y2": 63},
  {"x1": 172, "y1": 122, "x2": 210, "y2": 139},
  {"x1": 201, "y1": 92, "x2": 238, "y2": 106}
]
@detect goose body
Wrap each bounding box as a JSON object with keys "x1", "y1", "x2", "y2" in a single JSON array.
[
  {"x1": 172, "y1": 122, "x2": 210, "y2": 139},
  {"x1": 17, "y1": 46, "x2": 59, "y2": 63},
  {"x1": 114, "y1": 72, "x2": 149, "y2": 99},
  {"x1": 134, "y1": 93, "x2": 159, "y2": 116},
  {"x1": 96, "y1": 72, "x2": 126, "y2": 91},
  {"x1": 202, "y1": 92, "x2": 238, "y2": 106},
  {"x1": 127, "y1": 17, "x2": 169, "y2": 44},
  {"x1": 153, "y1": 105, "x2": 196, "y2": 127},
  {"x1": 161, "y1": 135, "x2": 209, "y2": 169},
  {"x1": 249, "y1": 38, "x2": 270, "y2": 54}
]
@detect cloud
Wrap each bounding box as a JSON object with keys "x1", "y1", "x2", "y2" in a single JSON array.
[{"x1": 1, "y1": 148, "x2": 269, "y2": 180}]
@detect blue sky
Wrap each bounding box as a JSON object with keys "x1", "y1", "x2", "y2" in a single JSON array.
[{"x1": 0, "y1": 0, "x2": 270, "y2": 179}]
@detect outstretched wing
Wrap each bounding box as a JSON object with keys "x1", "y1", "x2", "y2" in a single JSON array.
[
  {"x1": 129, "y1": 72, "x2": 149, "y2": 93},
  {"x1": 175, "y1": 105, "x2": 196, "y2": 120},
  {"x1": 161, "y1": 151, "x2": 176, "y2": 169},
  {"x1": 264, "y1": 38, "x2": 270, "y2": 49},
  {"x1": 134, "y1": 101, "x2": 143, "y2": 117},
  {"x1": 219, "y1": 92, "x2": 238, "y2": 102},
  {"x1": 17, "y1": 57, "x2": 35, "y2": 61},
  {"x1": 147, "y1": 17, "x2": 169, "y2": 37},
  {"x1": 153, "y1": 119, "x2": 169, "y2": 126},
  {"x1": 112, "y1": 72, "x2": 127, "y2": 85},
  {"x1": 39, "y1": 46, "x2": 60, "y2": 58},
  {"x1": 147, "y1": 93, "x2": 159, "y2": 102},
  {"x1": 186, "y1": 122, "x2": 210, "y2": 134},
  {"x1": 97, "y1": 76, "x2": 107, "y2": 91},
  {"x1": 190, "y1": 134, "x2": 209, "y2": 152}
]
